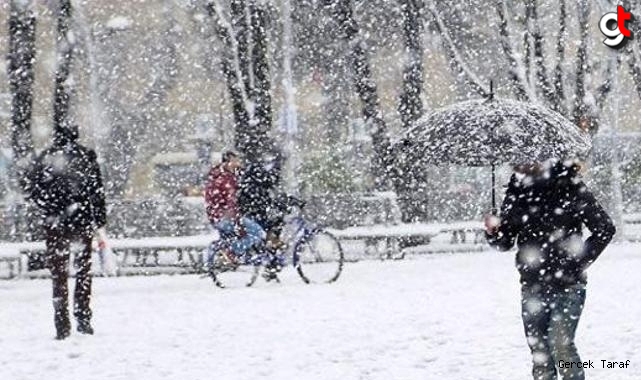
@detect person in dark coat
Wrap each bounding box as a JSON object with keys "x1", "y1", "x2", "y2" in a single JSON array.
[
  {"x1": 27, "y1": 125, "x2": 107, "y2": 340},
  {"x1": 238, "y1": 158, "x2": 280, "y2": 231},
  {"x1": 485, "y1": 160, "x2": 615, "y2": 380}
]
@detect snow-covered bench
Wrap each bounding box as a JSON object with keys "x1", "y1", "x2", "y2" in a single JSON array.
[
  {"x1": 112, "y1": 235, "x2": 213, "y2": 270},
  {"x1": 1, "y1": 242, "x2": 46, "y2": 279},
  {"x1": 624, "y1": 213, "x2": 641, "y2": 225},
  {"x1": 437, "y1": 221, "x2": 485, "y2": 244},
  {"x1": 329, "y1": 224, "x2": 442, "y2": 259},
  {"x1": 0, "y1": 252, "x2": 22, "y2": 279},
  {"x1": 0, "y1": 236, "x2": 215, "y2": 278}
]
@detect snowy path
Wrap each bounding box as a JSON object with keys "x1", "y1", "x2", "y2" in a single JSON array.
[{"x1": 1, "y1": 244, "x2": 640, "y2": 380}]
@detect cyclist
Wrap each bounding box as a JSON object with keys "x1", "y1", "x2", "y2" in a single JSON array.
[
  {"x1": 238, "y1": 153, "x2": 289, "y2": 278},
  {"x1": 204, "y1": 151, "x2": 265, "y2": 265}
]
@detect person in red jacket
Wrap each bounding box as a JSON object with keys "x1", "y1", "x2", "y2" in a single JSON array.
[{"x1": 204, "y1": 151, "x2": 265, "y2": 262}]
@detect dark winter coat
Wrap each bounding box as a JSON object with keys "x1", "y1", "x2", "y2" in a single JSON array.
[
  {"x1": 238, "y1": 162, "x2": 278, "y2": 229},
  {"x1": 487, "y1": 162, "x2": 616, "y2": 287},
  {"x1": 204, "y1": 164, "x2": 238, "y2": 224},
  {"x1": 28, "y1": 141, "x2": 107, "y2": 233}
]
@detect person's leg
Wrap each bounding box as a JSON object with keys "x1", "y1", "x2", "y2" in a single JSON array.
[
  {"x1": 522, "y1": 284, "x2": 557, "y2": 380},
  {"x1": 74, "y1": 233, "x2": 94, "y2": 334},
  {"x1": 548, "y1": 285, "x2": 587, "y2": 380},
  {"x1": 208, "y1": 219, "x2": 237, "y2": 266},
  {"x1": 214, "y1": 219, "x2": 235, "y2": 236},
  {"x1": 230, "y1": 217, "x2": 265, "y2": 256},
  {"x1": 48, "y1": 227, "x2": 71, "y2": 339}
]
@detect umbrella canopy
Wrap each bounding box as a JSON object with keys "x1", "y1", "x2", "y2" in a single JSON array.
[{"x1": 398, "y1": 98, "x2": 591, "y2": 167}]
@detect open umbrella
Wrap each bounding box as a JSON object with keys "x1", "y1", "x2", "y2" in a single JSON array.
[{"x1": 397, "y1": 87, "x2": 591, "y2": 213}]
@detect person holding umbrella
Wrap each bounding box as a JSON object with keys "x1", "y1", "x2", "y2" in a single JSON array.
[
  {"x1": 484, "y1": 159, "x2": 615, "y2": 380},
  {"x1": 397, "y1": 87, "x2": 614, "y2": 380}
]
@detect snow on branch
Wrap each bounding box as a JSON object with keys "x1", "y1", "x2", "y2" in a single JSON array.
[
  {"x1": 206, "y1": 0, "x2": 255, "y2": 122},
  {"x1": 552, "y1": 0, "x2": 568, "y2": 115},
  {"x1": 428, "y1": 2, "x2": 490, "y2": 98},
  {"x1": 525, "y1": 0, "x2": 556, "y2": 108},
  {"x1": 591, "y1": 54, "x2": 618, "y2": 112},
  {"x1": 495, "y1": 0, "x2": 534, "y2": 101},
  {"x1": 621, "y1": 0, "x2": 641, "y2": 100}
]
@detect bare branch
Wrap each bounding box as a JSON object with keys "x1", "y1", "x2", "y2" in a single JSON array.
[
  {"x1": 572, "y1": 0, "x2": 591, "y2": 125},
  {"x1": 595, "y1": 54, "x2": 620, "y2": 111},
  {"x1": 429, "y1": 2, "x2": 490, "y2": 98},
  {"x1": 621, "y1": 0, "x2": 641, "y2": 99},
  {"x1": 553, "y1": 0, "x2": 568, "y2": 115},
  {"x1": 495, "y1": 0, "x2": 533, "y2": 101},
  {"x1": 525, "y1": 0, "x2": 557, "y2": 108},
  {"x1": 206, "y1": 0, "x2": 254, "y2": 121}
]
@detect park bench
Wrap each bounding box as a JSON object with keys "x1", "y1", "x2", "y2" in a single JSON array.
[
  {"x1": 623, "y1": 213, "x2": 641, "y2": 225},
  {"x1": 0, "y1": 242, "x2": 45, "y2": 279},
  {"x1": 437, "y1": 221, "x2": 485, "y2": 244},
  {"x1": 329, "y1": 223, "x2": 443, "y2": 260},
  {"x1": 0, "y1": 220, "x2": 486, "y2": 278},
  {"x1": 111, "y1": 235, "x2": 213, "y2": 273},
  {"x1": 0, "y1": 248, "x2": 23, "y2": 279},
  {"x1": 0, "y1": 236, "x2": 214, "y2": 278}
]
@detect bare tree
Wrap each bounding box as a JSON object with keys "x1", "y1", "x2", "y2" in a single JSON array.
[
  {"x1": 8, "y1": 0, "x2": 36, "y2": 172},
  {"x1": 396, "y1": 0, "x2": 432, "y2": 226},
  {"x1": 622, "y1": 0, "x2": 641, "y2": 99},
  {"x1": 431, "y1": 0, "x2": 616, "y2": 134},
  {"x1": 52, "y1": 0, "x2": 76, "y2": 138},
  {"x1": 206, "y1": 0, "x2": 273, "y2": 161},
  {"x1": 327, "y1": 0, "x2": 393, "y2": 189},
  {"x1": 99, "y1": 4, "x2": 180, "y2": 197},
  {"x1": 398, "y1": 0, "x2": 425, "y2": 129}
]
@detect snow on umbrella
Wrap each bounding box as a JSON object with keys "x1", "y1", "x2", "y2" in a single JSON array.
[{"x1": 396, "y1": 96, "x2": 592, "y2": 212}]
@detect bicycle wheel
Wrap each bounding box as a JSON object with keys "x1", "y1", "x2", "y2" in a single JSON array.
[
  {"x1": 294, "y1": 230, "x2": 344, "y2": 284},
  {"x1": 208, "y1": 247, "x2": 261, "y2": 289}
]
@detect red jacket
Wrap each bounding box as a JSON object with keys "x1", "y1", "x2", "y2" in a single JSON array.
[{"x1": 204, "y1": 164, "x2": 238, "y2": 223}]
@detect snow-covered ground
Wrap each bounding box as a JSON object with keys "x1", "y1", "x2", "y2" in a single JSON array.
[{"x1": 1, "y1": 243, "x2": 640, "y2": 380}]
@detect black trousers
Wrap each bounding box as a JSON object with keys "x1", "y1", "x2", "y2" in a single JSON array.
[{"x1": 46, "y1": 226, "x2": 94, "y2": 335}]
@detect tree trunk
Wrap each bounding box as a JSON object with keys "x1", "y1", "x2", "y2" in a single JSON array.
[
  {"x1": 104, "y1": 4, "x2": 179, "y2": 197},
  {"x1": 52, "y1": 0, "x2": 75, "y2": 138},
  {"x1": 398, "y1": 0, "x2": 424, "y2": 129},
  {"x1": 525, "y1": 0, "x2": 556, "y2": 109},
  {"x1": 573, "y1": 0, "x2": 593, "y2": 133},
  {"x1": 495, "y1": 1, "x2": 531, "y2": 101},
  {"x1": 553, "y1": 0, "x2": 568, "y2": 115},
  {"x1": 8, "y1": 0, "x2": 36, "y2": 166},
  {"x1": 332, "y1": 0, "x2": 392, "y2": 189},
  {"x1": 231, "y1": 0, "x2": 252, "y2": 96},
  {"x1": 247, "y1": 1, "x2": 272, "y2": 160},
  {"x1": 207, "y1": 0, "x2": 274, "y2": 160},
  {"x1": 623, "y1": 0, "x2": 641, "y2": 99},
  {"x1": 396, "y1": 0, "x2": 430, "y2": 225}
]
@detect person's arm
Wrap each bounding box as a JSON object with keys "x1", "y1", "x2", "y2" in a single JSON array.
[
  {"x1": 486, "y1": 177, "x2": 522, "y2": 251},
  {"x1": 574, "y1": 182, "x2": 616, "y2": 271}
]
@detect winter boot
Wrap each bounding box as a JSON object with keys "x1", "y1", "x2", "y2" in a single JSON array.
[
  {"x1": 53, "y1": 296, "x2": 71, "y2": 340},
  {"x1": 77, "y1": 320, "x2": 94, "y2": 335},
  {"x1": 55, "y1": 317, "x2": 71, "y2": 340}
]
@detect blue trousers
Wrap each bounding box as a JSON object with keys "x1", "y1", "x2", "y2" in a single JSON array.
[
  {"x1": 521, "y1": 283, "x2": 586, "y2": 380},
  {"x1": 214, "y1": 217, "x2": 265, "y2": 256}
]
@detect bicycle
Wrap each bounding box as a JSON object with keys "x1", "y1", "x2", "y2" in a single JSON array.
[{"x1": 205, "y1": 197, "x2": 344, "y2": 288}]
